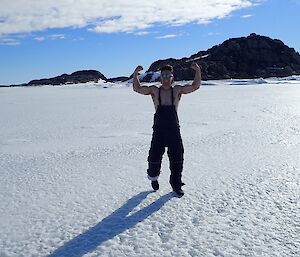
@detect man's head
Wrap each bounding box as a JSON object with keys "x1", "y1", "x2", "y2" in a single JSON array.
[{"x1": 160, "y1": 64, "x2": 174, "y2": 89}]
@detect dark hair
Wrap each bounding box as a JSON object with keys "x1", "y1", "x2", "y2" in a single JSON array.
[{"x1": 160, "y1": 64, "x2": 173, "y2": 73}]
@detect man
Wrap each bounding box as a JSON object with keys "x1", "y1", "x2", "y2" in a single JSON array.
[{"x1": 133, "y1": 63, "x2": 201, "y2": 197}]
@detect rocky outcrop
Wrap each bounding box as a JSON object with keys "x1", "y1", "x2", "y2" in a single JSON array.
[
  {"x1": 26, "y1": 70, "x2": 107, "y2": 86},
  {"x1": 107, "y1": 76, "x2": 129, "y2": 82},
  {"x1": 146, "y1": 33, "x2": 300, "y2": 81}
]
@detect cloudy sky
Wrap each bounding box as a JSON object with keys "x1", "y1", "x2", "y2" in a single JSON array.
[{"x1": 0, "y1": 0, "x2": 299, "y2": 84}]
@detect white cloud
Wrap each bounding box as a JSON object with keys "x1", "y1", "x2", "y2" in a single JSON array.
[
  {"x1": 242, "y1": 14, "x2": 254, "y2": 18},
  {"x1": 134, "y1": 31, "x2": 151, "y2": 36},
  {"x1": 33, "y1": 34, "x2": 65, "y2": 41},
  {"x1": 73, "y1": 37, "x2": 85, "y2": 41},
  {"x1": 0, "y1": 36, "x2": 20, "y2": 45},
  {"x1": 48, "y1": 34, "x2": 65, "y2": 40},
  {"x1": 34, "y1": 36, "x2": 46, "y2": 41},
  {"x1": 208, "y1": 32, "x2": 221, "y2": 36},
  {"x1": 156, "y1": 34, "x2": 178, "y2": 39},
  {"x1": 0, "y1": 0, "x2": 260, "y2": 36}
]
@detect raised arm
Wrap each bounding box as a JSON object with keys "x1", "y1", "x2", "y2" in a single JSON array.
[
  {"x1": 133, "y1": 65, "x2": 153, "y2": 95},
  {"x1": 178, "y1": 62, "x2": 201, "y2": 94}
]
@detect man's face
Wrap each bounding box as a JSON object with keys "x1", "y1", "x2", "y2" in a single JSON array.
[{"x1": 160, "y1": 70, "x2": 173, "y2": 88}]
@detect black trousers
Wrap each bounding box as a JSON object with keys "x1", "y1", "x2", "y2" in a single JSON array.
[{"x1": 147, "y1": 127, "x2": 184, "y2": 189}]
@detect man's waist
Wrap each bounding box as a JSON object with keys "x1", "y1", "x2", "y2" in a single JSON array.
[{"x1": 153, "y1": 121, "x2": 180, "y2": 128}]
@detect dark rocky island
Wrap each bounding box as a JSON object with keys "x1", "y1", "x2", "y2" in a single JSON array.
[
  {"x1": 23, "y1": 70, "x2": 107, "y2": 86},
  {"x1": 143, "y1": 33, "x2": 300, "y2": 81}
]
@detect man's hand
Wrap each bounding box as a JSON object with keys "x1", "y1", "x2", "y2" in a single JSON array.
[
  {"x1": 134, "y1": 65, "x2": 143, "y2": 75},
  {"x1": 191, "y1": 62, "x2": 200, "y2": 71},
  {"x1": 178, "y1": 62, "x2": 201, "y2": 94},
  {"x1": 133, "y1": 65, "x2": 153, "y2": 95}
]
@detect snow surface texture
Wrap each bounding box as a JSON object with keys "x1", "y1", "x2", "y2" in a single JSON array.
[{"x1": 0, "y1": 79, "x2": 300, "y2": 257}]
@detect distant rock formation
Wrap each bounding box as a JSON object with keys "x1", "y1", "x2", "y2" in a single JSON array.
[
  {"x1": 26, "y1": 70, "x2": 107, "y2": 86},
  {"x1": 107, "y1": 76, "x2": 129, "y2": 83},
  {"x1": 145, "y1": 33, "x2": 300, "y2": 81}
]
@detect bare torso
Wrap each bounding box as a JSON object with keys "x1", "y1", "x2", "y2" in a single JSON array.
[{"x1": 150, "y1": 85, "x2": 182, "y2": 111}]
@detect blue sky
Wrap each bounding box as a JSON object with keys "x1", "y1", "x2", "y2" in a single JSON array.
[{"x1": 0, "y1": 0, "x2": 299, "y2": 85}]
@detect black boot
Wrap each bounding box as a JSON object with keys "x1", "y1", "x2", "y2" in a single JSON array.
[
  {"x1": 173, "y1": 188, "x2": 184, "y2": 197},
  {"x1": 171, "y1": 182, "x2": 185, "y2": 197},
  {"x1": 151, "y1": 180, "x2": 159, "y2": 191},
  {"x1": 170, "y1": 179, "x2": 185, "y2": 197}
]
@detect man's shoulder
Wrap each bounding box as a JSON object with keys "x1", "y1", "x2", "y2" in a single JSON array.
[
  {"x1": 173, "y1": 84, "x2": 182, "y2": 88},
  {"x1": 149, "y1": 85, "x2": 159, "y2": 91},
  {"x1": 173, "y1": 84, "x2": 183, "y2": 93},
  {"x1": 143, "y1": 85, "x2": 158, "y2": 96},
  {"x1": 149, "y1": 84, "x2": 159, "y2": 88}
]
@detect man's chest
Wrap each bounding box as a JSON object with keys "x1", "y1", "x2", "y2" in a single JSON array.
[{"x1": 151, "y1": 89, "x2": 180, "y2": 110}]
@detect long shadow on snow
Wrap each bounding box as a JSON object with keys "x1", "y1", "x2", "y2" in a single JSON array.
[{"x1": 48, "y1": 191, "x2": 174, "y2": 257}]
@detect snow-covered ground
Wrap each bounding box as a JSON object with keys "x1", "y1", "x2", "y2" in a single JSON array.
[{"x1": 0, "y1": 78, "x2": 300, "y2": 257}]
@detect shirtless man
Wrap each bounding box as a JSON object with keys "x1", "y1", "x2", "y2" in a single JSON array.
[{"x1": 133, "y1": 63, "x2": 201, "y2": 197}]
